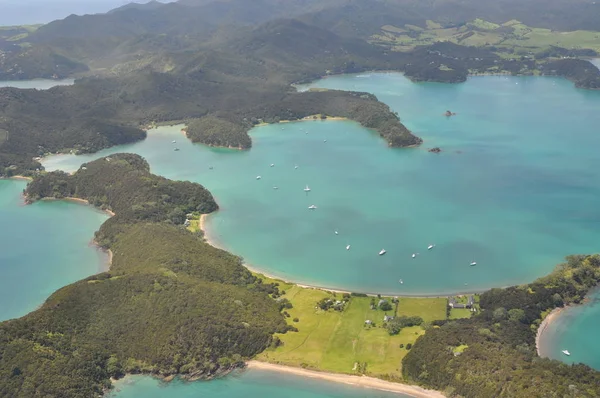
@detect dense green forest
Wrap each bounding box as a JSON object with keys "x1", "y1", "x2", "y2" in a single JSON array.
[
  {"x1": 0, "y1": 154, "x2": 289, "y2": 397},
  {"x1": 403, "y1": 254, "x2": 600, "y2": 397}
]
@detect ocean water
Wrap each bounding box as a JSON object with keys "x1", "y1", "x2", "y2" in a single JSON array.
[
  {"x1": 0, "y1": 79, "x2": 74, "y2": 89},
  {"x1": 109, "y1": 370, "x2": 410, "y2": 398},
  {"x1": 44, "y1": 74, "x2": 600, "y2": 296},
  {"x1": 0, "y1": 179, "x2": 108, "y2": 321},
  {"x1": 538, "y1": 289, "x2": 600, "y2": 370}
]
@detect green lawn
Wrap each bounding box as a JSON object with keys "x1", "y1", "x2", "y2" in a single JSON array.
[{"x1": 257, "y1": 284, "x2": 447, "y2": 379}]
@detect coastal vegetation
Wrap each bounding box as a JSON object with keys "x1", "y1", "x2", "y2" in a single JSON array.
[
  {"x1": 403, "y1": 254, "x2": 600, "y2": 397},
  {"x1": 0, "y1": 154, "x2": 289, "y2": 397}
]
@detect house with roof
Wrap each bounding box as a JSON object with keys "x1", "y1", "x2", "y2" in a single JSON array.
[{"x1": 383, "y1": 315, "x2": 394, "y2": 322}]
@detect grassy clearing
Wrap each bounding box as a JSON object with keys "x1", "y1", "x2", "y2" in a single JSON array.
[
  {"x1": 449, "y1": 308, "x2": 473, "y2": 319},
  {"x1": 373, "y1": 19, "x2": 600, "y2": 53},
  {"x1": 257, "y1": 284, "x2": 447, "y2": 379}
]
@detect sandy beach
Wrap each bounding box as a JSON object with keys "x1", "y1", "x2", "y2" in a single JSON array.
[
  {"x1": 535, "y1": 307, "x2": 565, "y2": 356},
  {"x1": 246, "y1": 361, "x2": 445, "y2": 398}
]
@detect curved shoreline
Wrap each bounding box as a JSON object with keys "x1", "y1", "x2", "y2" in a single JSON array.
[
  {"x1": 200, "y1": 214, "x2": 501, "y2": 298},
  {"x1": 535, "y1": 307, "x2": 566, "y2": 357},
  {"x1": 246, "y1": 361, "x2": 445, "y2": 398}
]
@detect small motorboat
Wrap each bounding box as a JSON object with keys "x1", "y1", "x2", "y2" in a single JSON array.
[
  {"x1": 308, "y1": 205, "x2": 317, "y2": 210},
  {"x1": 256, "y1": 176, "x2": 262, "y2": 180},
  {"x1": 412, "y1": 253, "x2": 417, "y2": 258},
  {"x1": 304, "y1": 185, "x2": 311, "y2": 192},
  {"x1": 323, "y1": 139, "x2": 327, "y2": 143},
  {"x1": 295, "y1": 165, "x2": 299, "y2": 169},
  {"x1": 273, "y1": 186, "x2": 278, "y2": 190},
  {"x1": 209, "y1": 166, "x2": 213, "y2": 170},
  {"x1": 270, "y1": 163, "x2": 275, "y2": 167},
  {"x1": 174, "y1": 148, "x2": 180, "y2": 151},
  {"x1": 346, "y1": 245, "x2": 351, "y2": 250},
  {"x1": 379, "y1": 249, "x2": 387, "y2": 256},
  {"x1": 562, "y1": 350, "x2": 571, "y2": 356},
  {"x1": 399, "y1": 279, "x2": 404, "y2": 284},
  {"x1": 335, "y1": 230, "x2": 339, "y2": 235},
  {"x1": 427, "y1": 244, "x2": 435, "y2": 250},
  {"x1": 470, "y1": 261, "x2": 477, "y2": 266},
  {"x1": 172, "y1": 140, "x2": 176, "y2": 143}
]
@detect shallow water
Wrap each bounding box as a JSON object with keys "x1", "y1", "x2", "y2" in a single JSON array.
[
  {"x1": 44, "y1": 73, "x2": 600, "y2": 296},
  {"x1": 0, "y1": 179, "x2": 108, "y2": 321},
  {"x1": 0, "y1": 79, "x2": 74, "y2": 89},
  {"x1": 109, "y1": 370, "x2": 410, "y2": 398},
  {"x1": 538, "y1": 289, "x2": 600, "y2": 370}
]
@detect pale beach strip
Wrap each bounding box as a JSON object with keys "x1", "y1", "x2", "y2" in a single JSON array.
[
  {"x1": 246, "y1": 361, "x2": 445, "y2": 398},
  {"x1": 535, "y1": 307, "x2": 565, "y2": 356}
]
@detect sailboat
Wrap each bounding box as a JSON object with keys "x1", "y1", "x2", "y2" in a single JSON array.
[
  {"x1": 562, "y1": 350, "x2": 571, "y2": 356},
  {"x1": 308, "y1": 205, "x2": 317, "y2": 210},
  {"x1": 304, "y1": 185, "x2": 311, "y2": 192},
  {"x1": 379, "y1": 249, "x2": 387, "y2": 256},
  {"x1": 470, "y1": 261, "x2": 477, "y2": 266},
  {"x1": 346, "y1": 245, "x2": 351, "y2": 250}
]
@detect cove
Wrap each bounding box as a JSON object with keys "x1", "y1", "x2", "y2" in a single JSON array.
[
  {"x1": 0, "y1": 179, "x2": 108, "y2": 321},
  {"x1": 0, "y1": 79, "x2": 74, "y2": 89},
  {"x1": 538, "y1": 289, "x2": 600, "y2": 370},
  {"x1": 44, "y1": 73, "x2": 600, "y2": 296},
  {"x1": 109, "y1": 370, "x2": 410, "y2": 398}
]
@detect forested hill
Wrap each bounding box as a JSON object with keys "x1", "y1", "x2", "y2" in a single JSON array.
[
  {"x1": 0, "y1": 154, "x2": 289, "y2": 397},
  {"x1": 403, "y1": 254, "x2": 600, "y2": 397}
]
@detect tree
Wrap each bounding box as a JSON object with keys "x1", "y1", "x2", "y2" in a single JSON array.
[
  {"x1": 508, "y1": 308, "x2": 526, "y2": 323},
  {"x1": 379, "y1": 301, "x2": 393, "y2": 311}
]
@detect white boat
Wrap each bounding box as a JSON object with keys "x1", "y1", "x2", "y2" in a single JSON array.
[
  {"x1": 412, "y1": 253, "x2": 417, "y2": 258},
  {"x1": 273, "y1": 186, "x2": 278, "y2": 190},
  {"x1": 172, "y1": 140, "x2": 176, "y2": 143},
  {"x1": 294, "y1": 165, "x2": 299, "y2": 169},
  {"x1": 256, "y1": 176, "x2": 262, "y2": 180},
  {"x1": 379, "y1": 249, "x2": 386, "y2": 256},
  {"x1": 346, "y1": 245, "x2": 351, "y2": 250},
  {"x1": 335, "y1": 230, "x2": 339, "y2": 235},
  {"x1": 427, "y1": 244, "x2": 435, "y2": 250},
  {"x1": 304, "y1": 185, "x2": 311, "y2": 192},
  {"x1": 323, "y1": 139, "x2": 327, "y2": 143},
  {"x1": 562, "y1": 350, "x2": 571, "y2": 356},
  {"x1": 308, "y1": 205, "x2": 317, "y2": 210},
  {"x1": 270, "y1": 164, "x2": 275, "y2": 167},
  {"x1": 470, "y1": 261, "x2": 477, "y2": 266},
  {"x1": 399, "y1": 279, "x2": 404, "y2": 284}
]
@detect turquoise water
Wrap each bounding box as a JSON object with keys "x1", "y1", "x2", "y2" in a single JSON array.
[
  {"x1": 109, "y1": 370, "x2": 409, "y2": 398},
  {"x1": 44, "y1": 73, "x2": 600, "y2": 296},
  {"x1": 0, "y1": 179, "x2": 108, "y2": 321},
  {"x1": 0, "y1": 79, "x2": 74, "y2": 89},
  {"x1": 539, "y1": 289, "x2": 600, "y2": 370}
]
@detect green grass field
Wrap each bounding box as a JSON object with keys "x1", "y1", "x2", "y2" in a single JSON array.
[
  {"x1": 373, "y1": 18, "x2": 600, "y2": 54},
  {"x1": 256, "y1": 281, "x2": 447, "y2": 379}
]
